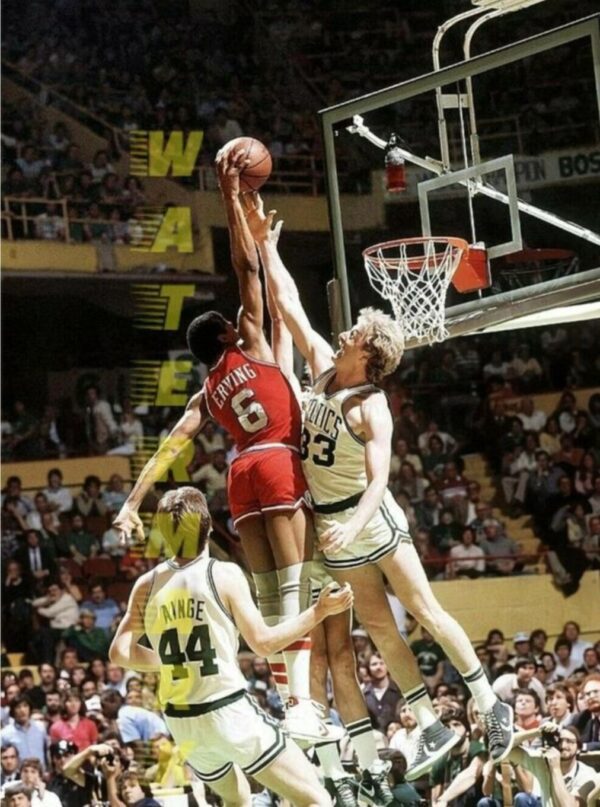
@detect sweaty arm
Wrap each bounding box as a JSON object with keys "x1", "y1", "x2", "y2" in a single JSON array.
[
  {"x1": 243, "y1": 192, "x2": 333, "y2": 379},
  {"x1": 217, "y1": 563, "x2": 352, "y2": 657},
  {"x1": 113, "y1": 392, "x2": 206, "y2": 542},
  {"x1": 319, "y1": 392, "x2": 392, "y2": 554},
  {"x1": 217, "y1": 149, "x2": 270, "y2": 360},
  {"x1": 109, "y1": 573, "x2": 161, "y2": 672},
  {"x1": 435, "y1": 754, "x2": 485, "y2": 804}
]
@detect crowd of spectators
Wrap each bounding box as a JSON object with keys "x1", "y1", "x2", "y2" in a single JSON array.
[{"x1": 2, "y1": 0, "x2": 598, "y2": 235}]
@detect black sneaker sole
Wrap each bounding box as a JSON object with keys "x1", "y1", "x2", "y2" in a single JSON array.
[{"x1": 405, "y1": 731, "x2": 462, "y2": 781}]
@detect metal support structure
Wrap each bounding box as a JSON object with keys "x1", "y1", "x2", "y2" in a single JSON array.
[
  {"x1": 349, "y1": 116, "x2": 600, "y2": 247},
  {"x1": 320, "y1": 15, "x2": 600, "y2": 329}
]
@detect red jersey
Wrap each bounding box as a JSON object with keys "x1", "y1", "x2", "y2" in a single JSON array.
[{"x1": 202, "y1": 345, "x2": 301, "y2": 452}]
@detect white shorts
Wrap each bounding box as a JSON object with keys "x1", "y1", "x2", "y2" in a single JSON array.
[
  {"x1": 310, "y1": 549, "x2": 335, "y2": 603},
  {"x1": 164, "y1": 690, "x2": 286, "y2": 782},
  {"x1": 314, "y1": 489, "x2": 412, "y2": 570}
]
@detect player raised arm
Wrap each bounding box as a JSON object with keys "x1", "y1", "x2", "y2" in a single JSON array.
[
  {"x1": 216, "y1": 148, "x2": 271, "y2": 361},
  {"x1": 216, "y1": 562, "x2": 352, "y2": 657},
  {"x1": 113, "y1": 392, "x2": 207, "y2": 542},
  {"x1": 109, "y1": 572, "x2": 161, "y2": 672},
  {"x1": 243, "y1": 192, "x2": 334, "y2": 379}
]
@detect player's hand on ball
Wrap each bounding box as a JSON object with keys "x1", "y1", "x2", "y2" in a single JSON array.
[
  {"x1": 318, "y1": 521, "x2": 358, "y2": 555},
  {"x1": 113, "y1": 504, "x2": 145, "y2": 546},
  {"x1": 216, "y1": 147, "x2": 249, "y2": 197},
  {"x1": 316, "y1": 581, "x2": 353, "y2": 617}
]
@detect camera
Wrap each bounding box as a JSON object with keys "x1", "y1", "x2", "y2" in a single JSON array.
[
  {"x1": 105, "y1": 752, "x2": 115, "y2": 765},
  {"x1": 541, "y1": 725, "x2": 561, "y2": 750}
]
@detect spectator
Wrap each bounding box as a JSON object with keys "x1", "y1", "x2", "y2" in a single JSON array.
[
  {"x1": 479, "y1": 520, "x2": 520, "y2": 575},
  {"x1": 196, "y1": 420, "x2": 225, "y2": 457},
  {"x1": 101, "y1": 524, "x2": 126, "y2": 559},
  {"x1": 19, "y1": 757, "x2": 62, "y2": 806},
  {"x1": 208, "y1": 106, "x2": 243, "y2": 149},
  {"x1": 507, "y1": 724, "x2": 596, "y2": 805},
  {"x1": 415, "y1": 486, "x2": 444, "y2": 531},
  {"x1": 190, "y1": 449, "x2": 228, "y2": 509},
  {"x1": 579, "y1": 647, "x2": 600, "y2": 676},
  {"x1": 501, "y1": 433, "x2": 539, "y2": 514},
  {"x1": 410, "y1": 628, "x2": 446, "y2": 694},
  {"x1": 34, "y1": 203, "x2": 65, "y2": 241},
  {"x1": 99, "y1": 690, "x2": 167, "y2": 743},
  {"x1": 569, "y1": 674, "x2": 600, "y2": 751},
  {"x1": 5, "y1": 405, "x2": 38, "y2": 461},
  {"x1": 46, "y1": 739, "x2": 97, "y2": 806},
  {"x1": 3, "y1": 782, "x2": 34, "y2": 806},
  {"x1": 539, "y1": 417, "x2": 561, "y2": 456},
  {"x1": 75, "y1": 476, "x2": 108, "y2": 519},
  {"x1": 575, "y1": 453, "x2": 598, "y2": 496},
  {"x1": 108, "y1": 401, "x2": 143, "y2": 456},
  {"x1": 0, "y1": 744, "x2": 20, "y2": 789},
  {"x1": 2, "y1": 560, "x2": 32, "y2": 651},
  {"x1": 431, "y1": 508, "x2": 461, "y2": 555},
  {"x1": 57, "y1": 566, "x2": 83, "y2": 604},
  {"x1": 514, "y1": 688, "x2": 543, "y2": 733},
  {"x1": 429, "y1": 710, "x2": 486, "y2": 806},
  {"x1": 517, "y1": 397, "x2": 547, "y2": 433},
  {"x1": 418, "y1": 421, "x2": 457, "y2": 457},
  {"x1": 447, "y1": 527, "x2": 486, "y2": 579},
  {"x1": 114, "y1": 767, "x2": 161, "y2": 806},
  {"x1": 16, "y1": 145, "x2": 49, "y2": 182},
  {"x1": 62, "y1": 514, "x2": 99, "y2": 565},
  {"x1": 80, "y1": 582, "x2": 120, "y2": 634},
  {"x1": 389, "y1": 703, "x2": 421, "y2": 767},
  {"x1": 394, "y1": 462, "x2": 425, "y2": 505},
  {"x1": 103, "y1": 664, "x2": 128, "y2": 697},
  {"x1": 25, "y1": 494, "x2": 59, "y2": 533},
  {"x1": 27, "y1": 665, "x2": 57, "y2": 711},
  {"x1": 529, "y1": 629, "x2": 548, "y2": 662},
  {"x1": 0, "y1": 698, "x2": 46, "y2": 768},
  {"x1": 483, "y1": 350, "x2": 509, "y2": 380},
  {"x1": 423, "y1": 435, "x2": 452, "y2": 481},
  {"x1": 390, "y1": 438, "x2": 424, "y2": 479},
  {"x1": 102, "y1": 475, "x2": 128, "y2": 514},
  {"x1": 510, "y1": 344, "x2": 543, "y2": 390},
  {"x1": 562, "y1": 622, "x2": 592, "y2": 667},
  {"x1": 83, "y1": 386, "x2": 118, "y2": 455},
  {"x1": 49, "y1": 689, "x2": 98, "y2": 751},
  {"x1": 31, "y1": 580, "x2": 79, "y2": 663},
  {"x1": 62, "y1": 610, "x2": 110, "y2": 661},
  {"x1": 492, "y1": 658, "x2": 546, "y2": 707},
  {"x1": 17, "y1": 530, "x2": 56, "y2": 590},
  {"x1": 554, "y1": 390, "x2": 581, "y2": 434},
  {"x1": 362, "y1": 654, "x2": 402, "y2": 733},
  {"x1": 43, "y1": 469, "x2": 73, "y2": 515},
  {"x1": 88, "y1": 150, "x2": 114, "y2": 183},
  {"x1": 544, "y1": 683, "x2": 573, "y2": 728}
]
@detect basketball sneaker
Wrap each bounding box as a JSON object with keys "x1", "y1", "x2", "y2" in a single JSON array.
[
  {"x1": 325, "y1": 776, "x2": 358, "y2": 807},
  {"x1": 283, "y1": 697, "x2": 345, "y2": 745},
  {"x1": 482, "y1": 700, "x2": 514, "y2": 762},
  {"x1": 405, "y1": 721, "x2": 461, "y2": 781},
  {"x1": 358, "y1": 758, "x2": 394, "y2": 806}
]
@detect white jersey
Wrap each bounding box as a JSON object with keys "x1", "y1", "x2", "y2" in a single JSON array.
[
  {"x1": 143, "y1": 553, "x2": 246, "y2": 709},
  {"x1": 301, "y1": 368, "x2": 382, "y2": 505}
]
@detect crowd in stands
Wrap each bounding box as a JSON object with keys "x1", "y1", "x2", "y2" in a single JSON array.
[{"x1": 2, "y1": 0, "x2": 598, "y2": 234}]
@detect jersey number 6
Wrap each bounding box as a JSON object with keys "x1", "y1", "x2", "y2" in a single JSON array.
[{"x1": 231, "y1": 389, "x2": 268, "y2": 433}]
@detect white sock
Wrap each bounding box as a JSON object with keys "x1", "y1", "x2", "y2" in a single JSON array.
[
  {"x1": 253, "y1": 571, "x2": 290, "y2": 701},
  {"x1": 315, "y1": 741, "x2": 347, "y2": 781},
  {"x1": 346, "y1": 718, "x2": 378, "y2": 770},
  {"x1": 463, "y1": 665, "x2": 497, "y2": 712},
  {"x1": 404, "y1": 685, "x2": 438, "y2": 730},
  {"x1": 278, "y1": 563, "x2": 312, "y2": 701}
]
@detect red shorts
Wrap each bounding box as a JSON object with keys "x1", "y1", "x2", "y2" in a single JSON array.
[{"x1": 228, "y1": 446, "x2": 308, "y2": 526}]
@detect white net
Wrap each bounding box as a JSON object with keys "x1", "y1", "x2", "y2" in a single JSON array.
[{"x1": 363, "y1": 237, "x2": 467, "y2": 344}]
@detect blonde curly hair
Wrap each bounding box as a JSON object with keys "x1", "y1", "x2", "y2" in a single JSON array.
[
  {"x1": 156, "y1": 486, "x2": 211, "y2": 559},
  {"x1": 355, "y1": 307, "x2": 405, "y2": 384}
]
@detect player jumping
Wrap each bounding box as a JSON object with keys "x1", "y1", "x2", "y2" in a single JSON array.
[
  {"x1": 114, "y1": 149, "x2": 336, "y2": 743},
  {"x1": 110, "y1": 486, "x2": 353, "y2": 807},
  {"x1": 243, "y1": 192, "x2": 514, "y2": 780}
]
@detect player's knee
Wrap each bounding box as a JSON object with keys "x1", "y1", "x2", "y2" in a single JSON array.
[{"x1": 253, "y1": 570, "x2": 279, "y2": 619}]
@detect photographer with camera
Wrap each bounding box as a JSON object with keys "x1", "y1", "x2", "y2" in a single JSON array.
[
  {"x1": 101, "y1": 755, "x2": 160, "y2": 807},
  {"x1": 48, "y1": 739, "x2": 115, "y2": 806},
  {"x1": 502, "y1": 723, "x2": 596, "y2": 806}
]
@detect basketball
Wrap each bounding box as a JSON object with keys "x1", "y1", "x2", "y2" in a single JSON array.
[{"x1": 224, "y1": 136, "x2": 272, "y2": 193}]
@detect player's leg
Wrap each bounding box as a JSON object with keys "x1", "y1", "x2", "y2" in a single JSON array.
[
  {"x1": 204, "y1": 765, "x2": 252, "y2": 807},
  {"x1": 237, "y1": 517, "x2": 289, "y2": 703},
  {"x1": 323, "y1": 610, "x2": 394, "y2": 807},
  {"x1": 267, "y1": 510, "x2": 312, "y2": 690},
  {"x1": 253, "y1": 740, "x2": 332, "y2": 807},
  {"x1": 378, "y1": 542, "x2": 513, "y2": 761},
  {"x1": 310, "y1": 619, "x2": 357, "y2": 807},
  {"x1": 328, "y1": 563, "x2": 459, "y2": 780}
]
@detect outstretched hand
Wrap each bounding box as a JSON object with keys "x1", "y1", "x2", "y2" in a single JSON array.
[
  {"x1": 215, "y1": 147, "x2": 250, "y2": 199},
  {"x1": 315, "y1": 580, "x2": 353, "y2": 618},
  {"x1": 242, "y1": 192, "x2": 283, "y2": 245},
  {"x1": 113, "y1": 503, "x2": 145, "y2": 546}
]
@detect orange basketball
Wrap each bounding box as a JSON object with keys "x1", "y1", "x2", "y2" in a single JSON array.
[{"x1": 225, "y1": 136, "x2": 272, "y2": 193}]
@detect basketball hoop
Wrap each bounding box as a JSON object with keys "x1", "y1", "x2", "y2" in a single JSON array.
[{"x1": 363, "y1": 237, "x2": 490, "y2": 344}]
